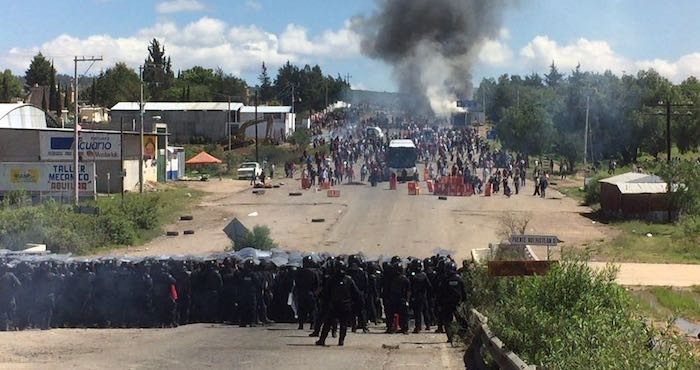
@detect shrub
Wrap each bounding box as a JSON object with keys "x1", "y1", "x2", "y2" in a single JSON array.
[
  {"x1": 2, "y1": 189, "x2": 32, "y2": 209},
  {"x1": 118, "y1": 194, "x2": 160, "y2": 230},
  {"x1": 97, "y1": 204, "x2": 137, "y2": 245},
  {"x1": 464, "y1": 260, "x2": 696, "y2": 369},
  {"x1": 584, "y1": 177, "x2": 601, "y2": 205},
  {"x1": 234, "y1": 225, "x2": 277, "y2": 251}
]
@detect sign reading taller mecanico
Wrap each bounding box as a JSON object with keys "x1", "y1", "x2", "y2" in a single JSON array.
[
  {"x1": 0, "y1": 162, "x2": 96, "y2": 196},
  {"x1": 40, "y1": 132, "x2": 121, "y2": 161}
]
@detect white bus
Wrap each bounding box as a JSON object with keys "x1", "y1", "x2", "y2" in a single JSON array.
[{"x1": 386, "y1": 139, "x2": 419, "y2": 181}]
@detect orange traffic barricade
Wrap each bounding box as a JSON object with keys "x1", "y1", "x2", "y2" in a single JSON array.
[
  {"x1": 408, "y1": 181, "x2": 417, "y2": 195},
  {"x1": 320, "y1": 181, "x2": 331, "y2": 190},
  {"x1": 327, "y1": 189, "x2": 340, "y2": 197},
  {"x1": 426, "y1": 180, "x2": 434, "y2": 193},
  {"x1": 484, "y1": 183, "x2": 492, "y2": 197}
]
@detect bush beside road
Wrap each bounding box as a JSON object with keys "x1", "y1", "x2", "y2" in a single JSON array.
[{"x1": 0, "y1": 185, "x2": 201, "y2": 254}]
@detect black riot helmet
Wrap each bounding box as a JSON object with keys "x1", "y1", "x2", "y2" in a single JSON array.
[
  {"x1": 335, "y1": 259, "x2": 347, "y2": 275},
  {"x1": 411, "y1": 259, "x2": 423, "y2": 272},
  {"x1": 445, "y1": 261, "x2": 458, "y2": 273},
  {"x1": 302, "y1": 255, "x2": 314, "y2": 268},
  {"x1": 243, "y1": 259, "x2": 256, "y2": 271}
]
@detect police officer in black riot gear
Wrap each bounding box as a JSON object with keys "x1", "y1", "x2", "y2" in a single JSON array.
[
  {"x1": 150, "y1": 263, "x2": 177, "y2": 327},
  {"x1": 408, "y1": 259, "x2": 432, "y2": 333},
  {"x1": 294, "y1": 256, "x2": 320, "y2": 330},
  {"x1": 0, "y1": 264, "x2": 21, "y2": 331},
  {"x1": 438, "y1": 261, "x2": 467, "y2": 343},
  {"x1": 32, "y1": 262, "x2": 58, "y2": 330},
  {"x1": 238, "y1": 260, "x2": 261, "y2": 327},
  {"x1": 347, "y1": 255, "x2": 369, "y2": 333},
  {"x1": 387, "y1": 260, "x2": 410, "y2": 334},
  {"x1": 365, "y1": 262, "x2": 382, "y2": 325},
  {"x1": 423, "y1": 258, "x2": 438, "y2": 330},
  {"x1": 315, "y1": 260, "x2": 362, "y2": 346}
]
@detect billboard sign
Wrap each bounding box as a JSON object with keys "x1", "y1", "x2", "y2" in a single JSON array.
[
  {"x1": 0, "y1": 162, "x2": 96, "y2": 196},
  {"x1": 40, "y1": 132, "x2": 120, "y2": 161}
]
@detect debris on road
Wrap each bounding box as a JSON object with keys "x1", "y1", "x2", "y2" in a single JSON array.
[
  {"x1": 248, "y1": 212, "x2": 259, "y2": 217},
  {"x1": 289, "y1": 192, "x2": 303, "y2": 196},
  {"x1": 180, "y1": 215, "x2": 194, "y2": 221}
]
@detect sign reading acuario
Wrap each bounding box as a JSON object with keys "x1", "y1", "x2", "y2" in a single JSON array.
[
  {"x1": 40, "y1": 132, "x2": 120, "y2": 161},
  {"x1": 0, "y1": 162, "x2": 96, "y2": 196}
]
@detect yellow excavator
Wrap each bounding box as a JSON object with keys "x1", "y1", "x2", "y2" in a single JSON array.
[{"x1": 222, "y1": 115, "x2": 274, "y2": 150}]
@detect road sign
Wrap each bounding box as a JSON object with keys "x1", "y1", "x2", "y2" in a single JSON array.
[
  {"x1": 488, "y1": 260, "x2": 558, "y2": 276},
  {"x1": 456, "y1": 99, "x2": 477, "y2": 109},
  {"x1": 510, "y1": 234, "x2": 561, "y2": 246}
]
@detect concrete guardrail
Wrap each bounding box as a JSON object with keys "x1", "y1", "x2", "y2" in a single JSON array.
[{"x1": 465, "y1": 309, "x2": 535, "y2": 370}]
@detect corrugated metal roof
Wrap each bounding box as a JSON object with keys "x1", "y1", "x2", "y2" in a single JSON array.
[
  {"x1": 600, "y1": 172, "x2": 667, "y2": 194},
  {"x1": 0, "y1": 103, "x2": 25, "y2": 117},
  {"x1": 239, "y1": 106, "x2": 292, "y2": 114},
  {"x1": 111, "y1": 102, "x2": 244, "y2": 111}
]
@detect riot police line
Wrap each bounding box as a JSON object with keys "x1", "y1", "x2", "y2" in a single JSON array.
[{"x1": 0, "y1": 248, "x2": 469, "y2": 346}]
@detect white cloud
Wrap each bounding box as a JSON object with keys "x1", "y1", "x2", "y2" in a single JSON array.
[
  {"x1": 477, "y1": 28, "x2": 513, "y2": 67},
  {"x1": 245, "y1": 0, "x2": 262, "y2": 11},
  {"x1": 516, "y1": 35, "x2": 700, "y2": 83},
  {"x1": 279, "y1": 21, "x2": 361, "y2": 59},
  {"x1": 0, "y1": 17, "x2": 361, "y2": 78},
  {"x1": 520, "y1": 35, "x2": 630, "y2": 74},
  {"x1": 156, "y1": 0, "x2": 205, "y2": 14}
]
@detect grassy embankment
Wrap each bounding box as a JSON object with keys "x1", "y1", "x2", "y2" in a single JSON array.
[{"x1": 0, "y1": 184, "x2": 202, "y2": 255}]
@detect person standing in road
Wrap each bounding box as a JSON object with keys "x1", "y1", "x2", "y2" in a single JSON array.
[
  {"x1": 315, "y1": 260, "x2": 362, "y2": 346},
  {"x1": 438, "y1": 261, "x2": 467, "y2": 344},
  {"x1": 408, "y1": 259, "x2": 431, "y2": 334}
]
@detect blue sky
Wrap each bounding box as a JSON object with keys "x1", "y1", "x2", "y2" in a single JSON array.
[{"x1": 2, "y1": 0, "x2": 700, "y2": 91}]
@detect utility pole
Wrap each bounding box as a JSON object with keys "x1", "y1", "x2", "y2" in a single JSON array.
[
  {"x1": 255, "y1": 89, "x2": 259, "y2": 164},
  {"x1": 584, "y1": 96, "x2": 590, "y2": 166},
  {"x1": 139, "y1": 65, "x2": 145, "y2": 194},
  {"x1": 73, "y1": 56, "x2": 102, "y2": 206},
  {"x1": 644, "y1": 100, "x2": 693, "y2": 162},
  {"x1": 120, "y1": 117, "x2": 124, "y2": 203}
]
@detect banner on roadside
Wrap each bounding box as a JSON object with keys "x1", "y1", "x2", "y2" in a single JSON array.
[{"x1": 0, "y1": 162, "x2": 96, "y2": 196}]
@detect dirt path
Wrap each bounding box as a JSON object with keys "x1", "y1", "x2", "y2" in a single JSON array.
[{"x1": 588, "y1": 262, "x2": 700, "y2": 287}]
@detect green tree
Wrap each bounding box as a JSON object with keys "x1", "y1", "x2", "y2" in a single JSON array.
[
  {"x1": 544, "y1": 61, "x2": 563, "y2": 87},
  {"x1": 0, "y1": 70, "x2": 23, "y2": 102},
  {"x1": 258, "y1": 62, "x2": 274, "y2": 103},
  {"x1": 93, "y1": 63, "x2": 140, "y2": 108},
  {"x1": 48, "y1": 62, "x2": 57, "y2": 112},
  {"x1": 25, "y1": 52, "x2": 53, "y2": 87},
  {"x1": 143, "y1": 38, "x2": 174, "y2": 101},
  {"x1": 496, "y1": 101, "x2": 555, "y2": 155}
]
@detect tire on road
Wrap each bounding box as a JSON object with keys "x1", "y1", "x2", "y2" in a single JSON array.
[
  {"x1": 180, "y1": 215, "x2": 194, "y2": 221},
  {"x1": 438, "y1": 196, "x2": 448, "y2": 200},
  {"x1": 183, "y1": 230, "x2": 195, "y2": 235},
  {"x1": 166, "y1": 231, "x2": 180, "y2": 236},
  {"x1": 311, "y1": 218, "x2": 325, "y2": 223},
  {"x1": 289, "y1": 192, "x2": 302, "y2": 196}
]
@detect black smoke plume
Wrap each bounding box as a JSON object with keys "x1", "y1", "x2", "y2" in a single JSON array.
[{"x1": 356, "y1": 0, "x2": 514, "y2": 116}]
